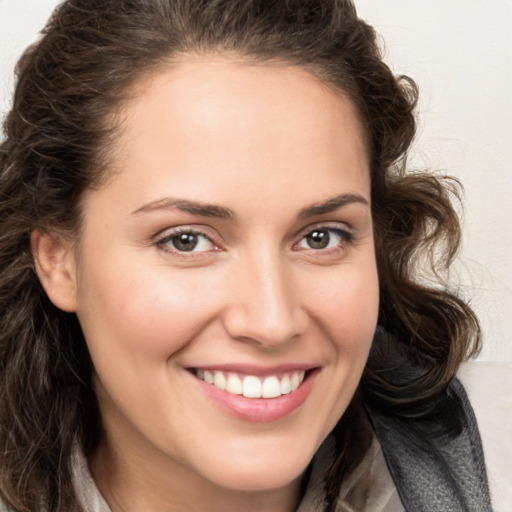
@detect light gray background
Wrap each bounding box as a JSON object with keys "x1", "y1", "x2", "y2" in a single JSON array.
[{"x1": 1, "y1": 0, "x2": 511, "y2": 360}]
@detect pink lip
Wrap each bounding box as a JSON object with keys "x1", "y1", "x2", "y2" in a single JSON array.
[{"x1": 188, "y1": 367, "x2": 318, "y2": 423}]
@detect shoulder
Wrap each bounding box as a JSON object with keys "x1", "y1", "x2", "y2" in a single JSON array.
[{"x1": 457, "y1": 361, "x2": 512, "y2": 510}]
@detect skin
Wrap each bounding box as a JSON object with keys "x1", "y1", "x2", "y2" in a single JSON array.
[{"x1": 33, "y1": 57, "x2": 379, "y2": 512}]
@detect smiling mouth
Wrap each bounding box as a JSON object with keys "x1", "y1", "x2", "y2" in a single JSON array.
[{"x1": 192, "y1": 369, "x2": 307, "y2": 399}]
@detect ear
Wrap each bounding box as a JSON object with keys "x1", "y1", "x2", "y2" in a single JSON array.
[{"x1": 31, "y1": 228, "x2": 77, "y2": 312}]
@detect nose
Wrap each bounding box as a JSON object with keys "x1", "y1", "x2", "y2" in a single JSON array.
[{"x1": 221, "y1": 250, "x2": 308, "y2": 348}]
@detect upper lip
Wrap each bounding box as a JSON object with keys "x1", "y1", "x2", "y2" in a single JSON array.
[{"x1": 186, "y1": 363, "x2": 318, "y2": 377}]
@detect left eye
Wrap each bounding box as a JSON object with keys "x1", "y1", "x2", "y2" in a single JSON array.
[
  {"x1": 159, "y1": 232, "x2": 215, "y2": 252},
  {"x1": 296, "y1": 228, "x2": 347, "y2": 250}
]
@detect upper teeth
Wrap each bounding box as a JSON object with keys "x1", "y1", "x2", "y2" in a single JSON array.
[{"x1": 196, "y1": 369, "x2": 306, "y2": 398}]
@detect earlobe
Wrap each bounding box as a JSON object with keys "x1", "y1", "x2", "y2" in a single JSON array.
[{"x1": 30, "y1": 228, "x2": 78, "y2": 312}]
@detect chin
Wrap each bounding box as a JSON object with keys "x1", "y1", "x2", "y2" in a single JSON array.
[
  {"x1": 206, "y1": 461, "x2": 306, "y2": 493},
  {"x1": 190, "y1": 434, "x2": 320, "y2": 493}
]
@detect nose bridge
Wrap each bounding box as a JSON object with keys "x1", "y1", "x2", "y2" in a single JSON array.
[{"x1": 223, "y1": 244, "x2": 306, "y2": 346}]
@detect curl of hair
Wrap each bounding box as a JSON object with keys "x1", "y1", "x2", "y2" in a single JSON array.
[{"x1": 0, "y1": 1, "x2": 480, "y2": 510}]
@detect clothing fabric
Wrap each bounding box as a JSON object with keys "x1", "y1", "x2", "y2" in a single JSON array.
[{"x1": 366, "y1": 378, "x2": 491, "y2": 511}]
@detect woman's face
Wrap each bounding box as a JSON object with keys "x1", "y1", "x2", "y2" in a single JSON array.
[{"x1": 72, "y1": 58, "x2": 379, "y2": 496}]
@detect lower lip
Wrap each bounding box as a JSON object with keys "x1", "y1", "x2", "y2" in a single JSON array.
[{"x1": 191, "y1": 371, "x2": 317, "y2": 423}]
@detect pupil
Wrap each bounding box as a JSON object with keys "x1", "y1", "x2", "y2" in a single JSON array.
[
  {"x1": 173, "y1": 233, "x2": 198, "y2": 251},
  {"x1": 308, "y1": 230, "x2": 329, "y2": 249}
]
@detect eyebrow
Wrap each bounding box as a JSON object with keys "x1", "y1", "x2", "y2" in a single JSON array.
[
  {"x1": 131, "y1": 198, "x2": 235, "y2": 220},
  {"x1": 298, "y1": 193, "x2": 369, "y2": 219},
  {"x1": 131, "y1": 192, "x2": 368, "y2": 220}
]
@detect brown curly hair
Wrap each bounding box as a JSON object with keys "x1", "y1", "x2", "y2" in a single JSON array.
[{"x1": 0, "y1": 1, "x2": 480, "y2": 510}]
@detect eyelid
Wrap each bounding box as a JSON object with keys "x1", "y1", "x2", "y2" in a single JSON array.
[{"x1": 294, "y1": 222, "x2": 355, "y2": 241}]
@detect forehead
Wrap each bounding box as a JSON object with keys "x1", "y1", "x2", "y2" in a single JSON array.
[{"x1": 93, "y1": 56, "x2": 370, "y2": 215}]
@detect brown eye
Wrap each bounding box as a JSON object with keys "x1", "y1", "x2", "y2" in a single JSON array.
[
  {"x1": 295, "y1": 227, "x2": 353, "y2": 252},
  {"x1": 157, "y1": 231, "x2": 216, "y2": 253},
  {"x1": 305, "y1": 230, "x2": 330, "y2": 249},
  {"x1": 171, "y1": 233, "x2": 200, "y2": 252}
]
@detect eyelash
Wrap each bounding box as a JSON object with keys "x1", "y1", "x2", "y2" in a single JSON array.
[{"x1": 154, "y1": 224, "x2": 354, "y2": 257}]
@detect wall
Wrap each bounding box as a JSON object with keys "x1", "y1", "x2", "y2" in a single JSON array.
[
  {"x1": 1, "y1": 0, "x2": 511, "y2": 360},
  {"x1": 355, "y1": 0, "x2": 512, "y2": 360}
]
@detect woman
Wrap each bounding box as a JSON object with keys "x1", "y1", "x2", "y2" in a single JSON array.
[{"x1": 0, "y1": 1, "x2": 504, "y2": 511}]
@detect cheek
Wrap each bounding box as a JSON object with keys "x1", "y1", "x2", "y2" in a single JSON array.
[
  {"x1": 75, "y1": 256, "x2": 220, "y2": 364},
  {"x1": 301, "y1": 262, "x2": 379, "y2": 441},
  {"x1": 309, "y1": 262, "x2": 379, "y2": 352}
]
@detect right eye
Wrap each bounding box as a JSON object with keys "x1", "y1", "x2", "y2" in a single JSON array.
[{"x1": 156, "y1": 229, "x2": 218, "y2": 254}]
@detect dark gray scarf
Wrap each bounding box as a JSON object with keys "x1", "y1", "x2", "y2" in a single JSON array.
[{"x1": 367, "y1": 378, "x2": 492, "y2": 511}]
